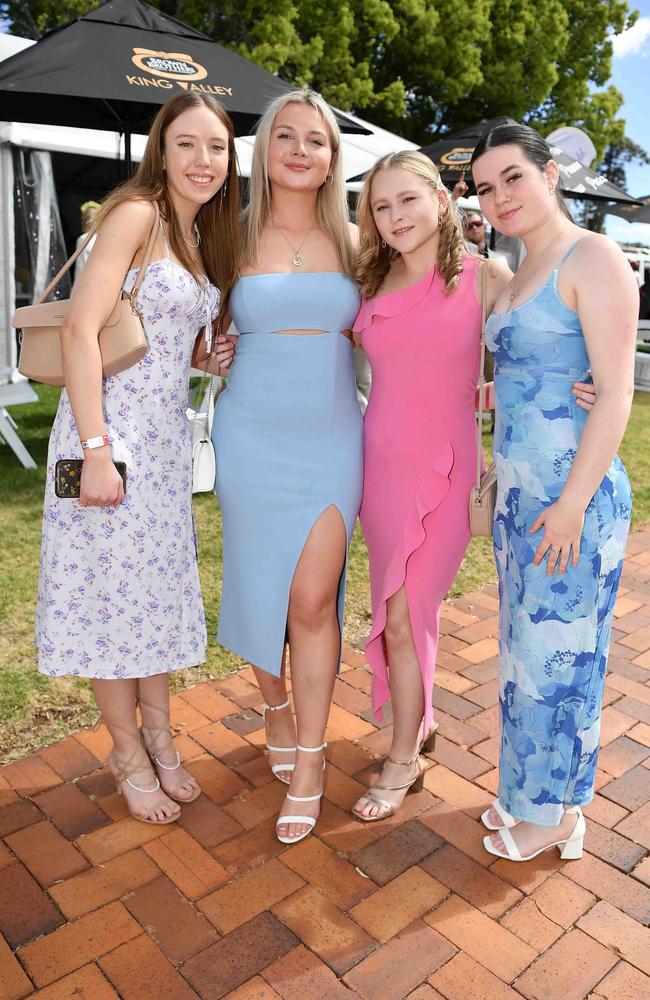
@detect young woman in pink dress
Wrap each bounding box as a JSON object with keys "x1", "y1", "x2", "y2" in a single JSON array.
[{"x1": 351, "y1": 151, "x2": 594, "y2": 821}]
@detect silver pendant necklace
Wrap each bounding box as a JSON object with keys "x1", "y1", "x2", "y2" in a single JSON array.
[{"x1": 273, "y1": 220, "x2": 313, "y2": 266}]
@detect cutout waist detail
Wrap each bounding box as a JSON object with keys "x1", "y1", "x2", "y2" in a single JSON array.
[
  {"x1": 239, "y1": 329, "x2": 353, "y2": 341},
  {"x1": 230, "y1": 271, "x2": 360, "y2": 339}
]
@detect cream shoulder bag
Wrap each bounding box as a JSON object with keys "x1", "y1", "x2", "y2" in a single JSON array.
[
  {"x1": 12, "y1": 203, "x2": 160, "y2": 387},
  {"x1": 469, "y1": 262, "x2": 497, "y2": 537}
]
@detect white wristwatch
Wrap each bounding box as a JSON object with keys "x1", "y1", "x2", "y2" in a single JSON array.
[{"x1": 80, "y1": 434, "x2": 111, "y2": 450}]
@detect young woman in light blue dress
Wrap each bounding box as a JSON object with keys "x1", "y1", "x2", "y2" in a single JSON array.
[
  {"x1": 471, "y1": 123, "x2": 638, "y2": 862},
  {"x1": 212, "y1": 92, "x2": 363, "y2": 844}
]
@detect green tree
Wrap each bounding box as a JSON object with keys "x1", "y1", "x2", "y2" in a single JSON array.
[
  {"x1": 0, "y1": 0, "x2": 639, "y2": 152},
  {"x1": 349, "y1": 0, "x2": 492, "y2": 141},
  {"x1": 528, "y1": 0, "x2": 632, "y2": 156},
  {"x1": 0, "y1": 0, "x2": 92, "y2": 36},
  {"x1": 423, "y1": 0, "x2": 569, "y2": 137}
]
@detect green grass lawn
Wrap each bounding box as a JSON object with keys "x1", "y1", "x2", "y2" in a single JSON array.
[{"x1": 1, "y1": 386, "x2": 649, "y2": 762}]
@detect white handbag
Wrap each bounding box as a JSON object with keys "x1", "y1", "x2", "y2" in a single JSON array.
[{"x1": 188, "y1": 376, "x2": 223, "y2": 494}]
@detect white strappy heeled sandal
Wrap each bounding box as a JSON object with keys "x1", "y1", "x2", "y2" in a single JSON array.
[
  {"x1": 276, "y1": 742, "x2": 327, "y2": 845},
  {"x1": 481, "y1": 798, "x2": 518, "y2": 831},
  {"x1": 483, "y1": 806, "x2": 585, "y2": 862},
  {"x1": 262, "y1": 699, "x2": 297, "y2": 785}
]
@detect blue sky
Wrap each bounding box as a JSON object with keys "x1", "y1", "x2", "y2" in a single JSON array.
[{"x1": 605, "y1": 0, "x2": 650, "y2": 243}]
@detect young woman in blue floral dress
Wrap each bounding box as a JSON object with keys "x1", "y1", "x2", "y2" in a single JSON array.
[{"x1": 471, "y1": 123, "x2": 638, "y2": 861}]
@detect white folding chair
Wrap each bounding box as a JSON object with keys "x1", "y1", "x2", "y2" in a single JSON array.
[{"x1": 0, "y1": 367, "x2": 38, "y2": 469}]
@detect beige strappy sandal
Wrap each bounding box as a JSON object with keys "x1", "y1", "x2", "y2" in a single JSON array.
[
  {"x1": 352, "y1": 749, "x2": 428, "y2": 823},
  {"x1": 138, "y1": 697, "x2": 201, "y2": 804},
  {"x1": 351, "y1": 720, "x2": 438, "y2": 823},
  {"x1": 107, "y1": 749, "x2": 179, "y2": 825}
]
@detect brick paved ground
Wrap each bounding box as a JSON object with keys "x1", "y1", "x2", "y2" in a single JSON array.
[{"x1": 2, "y1": 526, "x2": 650, "y2": 999}]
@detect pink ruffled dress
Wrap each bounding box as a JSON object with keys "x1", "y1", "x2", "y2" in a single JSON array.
[{"x1": 354, "y1": 256, "x2": 482, "y2": 734}]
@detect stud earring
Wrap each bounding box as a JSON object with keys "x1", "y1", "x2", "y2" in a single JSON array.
[{"x1": 381, "y1": 239, "x2": 387, "y2": 248}]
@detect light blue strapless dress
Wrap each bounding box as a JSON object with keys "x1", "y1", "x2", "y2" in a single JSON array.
[
  {"x1": 485, "y1": 239, "x2": 632, "y2": 827},
  {"x1": 212, "y1": 272, "x2": 363, "y2": 674}
]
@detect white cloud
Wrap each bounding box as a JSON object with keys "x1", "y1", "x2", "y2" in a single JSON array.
[
  {"x1": 613, "y1": 16, "x2": 650, "y2": 57},
  {"x1": 605, "y1": 217, "x2": 650, "y2": 246}
]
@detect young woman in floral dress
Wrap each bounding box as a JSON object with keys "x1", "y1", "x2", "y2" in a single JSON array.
[{"x1": 37, "y1": 94, "x2": 238, "y2": 824}]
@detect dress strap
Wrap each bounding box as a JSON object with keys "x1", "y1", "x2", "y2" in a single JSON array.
[
  {"x1": 158, "y1": 218, "x2": 170, "y2": 259},
  {"x1": 557, "y1": 237, "x2": 586, "y2": 272}
]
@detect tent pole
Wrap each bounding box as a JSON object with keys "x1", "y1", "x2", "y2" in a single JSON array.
[{"x1": 125, "y1": 130, "x2": 132, "y2": 178}]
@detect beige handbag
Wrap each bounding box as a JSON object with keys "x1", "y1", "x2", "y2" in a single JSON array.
[
  {"x1": 469, "y1": 262, "x2": 497, "y2": 537},
  {"x1": 13, "y1": 203, "x2": 160, "y2": 387}
]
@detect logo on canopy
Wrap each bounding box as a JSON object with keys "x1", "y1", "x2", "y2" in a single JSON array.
[
  {"x1": 132, "y1": 48, "x2": 208, "y2": 81},
  {"x1": 440, "y1": 147, "x2": 473, "y2": 171},
  {"x1": 127, "y1": 48, "x2": 233, "y2": 96}
]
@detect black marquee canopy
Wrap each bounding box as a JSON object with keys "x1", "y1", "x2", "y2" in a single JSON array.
[
  {"x1": 0, "y1": 0, "x2": 369, "y2": 167},
  {"x1": 419, "y1": 118, "x2": 641, "y2": 205}
]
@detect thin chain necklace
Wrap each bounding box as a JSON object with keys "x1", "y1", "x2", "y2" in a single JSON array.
[
  {"x1": 508, "y1": 228, "x2": 570, "y2": 304},
  {"x1": 182, "y1": 224, "x2": 201, "y2": 250},
  {"x1": 273, "y1": 219, "x2": 313, "y2": 267}
]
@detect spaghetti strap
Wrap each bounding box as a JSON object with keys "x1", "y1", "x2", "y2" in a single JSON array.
[
  {"x1": 158, "y1": 218, "x2": 170, "y2": 258},
  {"x1": 557, "y1": 237, "x2": 586, "y2": 271}
]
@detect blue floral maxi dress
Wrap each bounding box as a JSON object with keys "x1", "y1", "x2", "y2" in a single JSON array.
[
  {"x1": 36, "y1": 243, "x2": 219, "y2": 680},
  {"x1": 485, "y1": 241, "x2": 632, "y2": 827}
]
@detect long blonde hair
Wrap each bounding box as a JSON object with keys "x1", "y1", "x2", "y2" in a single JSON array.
[
  {"x1": 242, "y1": 89, "x2": 354, "y2": 274},
  {"x1": 95, "y1": 93, "x2": 241, "y2": 303},
  {"x1": 355, "y1": 151, "x2": 465, "y2": 300}
]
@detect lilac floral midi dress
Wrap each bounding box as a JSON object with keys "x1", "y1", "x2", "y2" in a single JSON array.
[{"x1": 36, "y1": 233, "x2": 219, "y2": 680}]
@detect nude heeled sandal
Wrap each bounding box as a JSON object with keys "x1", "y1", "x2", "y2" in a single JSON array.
[
  {"x1": 262, "y1": 699, "x2": 297, "y2": 784},
  {"x1": 276, "y1": 743, "x2": 327, "y2": 844},
  {"x1": 137, "y1": 697, "x2": 201, "y2": 804},
  {"x1": 352, "y1": 749, "x2": 427, "y2": 823},
  {"x1": 108, "y1": 749, "x2": 178, "y2": 826},
  {"x1": 481, "y1": 799, "x2": 518, "y2": 831},
  {"x1": 352, "y1": 720, "x2": 438, "y2": 823},
  {"x1": 421, "y1": 721, "x2": 439, "y2": 754},
  {"x1": 482, "y1": 806, "x2": 585, "y2": 862}
]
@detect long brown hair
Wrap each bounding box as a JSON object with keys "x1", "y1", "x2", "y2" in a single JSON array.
[
  {"x1": 355, "y1": 151, "x2": 465, "y2": 300},
  {"x1": 95, "y1": 93, "x2": 240, "y2": 301}
]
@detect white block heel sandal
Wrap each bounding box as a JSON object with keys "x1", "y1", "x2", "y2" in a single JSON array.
[
  {"x1": 483, "y1": 806, "x2": 585, "y2": 862},
  {"x1": 481, "y1": 799, "x2": 518, "y2": 831}
]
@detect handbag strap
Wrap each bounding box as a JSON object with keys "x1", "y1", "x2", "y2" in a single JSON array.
[
  {"x1": 35, "y1": 201, "x2": 160, "y2": 306},
  {"x1": 475, "y1": 261, "x2": 488, "y2": 492},
  {"x1": 204, "y1": 374, "x2": 215, "y2": 419},
  {"x1": 196, "y1": 372, "x2": 216, "y2": 422}
]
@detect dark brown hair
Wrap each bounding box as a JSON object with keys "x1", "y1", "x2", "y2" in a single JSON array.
[{"x1": 470, "y1": 122, "x2": 572, "y2": 219}]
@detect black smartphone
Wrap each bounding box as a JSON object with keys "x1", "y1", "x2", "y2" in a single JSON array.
[{"x1": 54, "y1": 459, "x2": 127, "y2": 499}]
